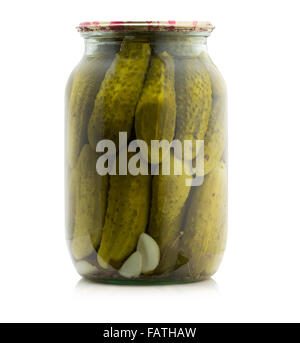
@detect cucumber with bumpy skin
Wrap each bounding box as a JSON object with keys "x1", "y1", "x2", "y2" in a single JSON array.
[
  {"x1": 67, "y1": 54, "x2": 113, "y2": 168},
  {"x1": 180, "y1": 162, "x2": 227, "y2": 279},
  {"x1": 71, "y1": 144, "x2": 108, "y2": 260},
  {"x1": 135, "y1": 52, "x2": 176, "y2": 164},
  {"x1": 148, "y1": 153, "x2": 192, "y2": 273},
  {"x1": 175, "y1": 57, "x2": 212, "y2": 160},
  {"x1": 88, "y1": 39, "x2": 151, "y2": 150},
  {"x1": 200, "y1": 51, "x2": 227, "y2": 175},
  {"x1": 98, "y1": 154, "x2": 152, "y2": 269},
  {"x1": 199, "y1": 51, "x2": 227, "y2": 97},
  {"x1": 202, "y1": 95, "x2": 227, "y2": 175}
]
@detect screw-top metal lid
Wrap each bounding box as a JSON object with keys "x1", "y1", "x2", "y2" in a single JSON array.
[{"x1": 77, "y1": 21, "x2": 214, "y2": 33}]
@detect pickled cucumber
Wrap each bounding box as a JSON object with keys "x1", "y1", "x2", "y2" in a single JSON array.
[
  {"x1": 67, "y1": 55, "x2": 113, "y2": 168},
  {"x1": 175, "y1": 57, "x2": 212, "y2": 159},
  {"x1": 180, "y1": 162, "x2": 227, "y2": 279},
  {"x1": 148, "y1": 153, "x2": 192, "y2": 273},
  {"x1": 199, "y1": 51, "x2": 227, "y2": 97},
  {"x1": 203, "y1": 95, "x2": 227, "y2": 175},
  {"x1": 71, "y1": 144, "x2": 108, "y2": 260},
  {"x1": 98, "y1": 154, "x2": 152, "y2": 268},
  {"x1": 66, "y1": 167, "x2": 77, "y2": 240},
  {"x1": 88, "y1": 39, "x2": 151, "y2": 150},
  {"x1": 199, "y1": 51, "x2": 227, "y2": 174},
  {"x1": 135, "y1": 52, "x2": 176, "y2": 163}
]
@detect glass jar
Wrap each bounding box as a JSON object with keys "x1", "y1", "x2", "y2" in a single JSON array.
[{"x1": 65, "y1": 21, "x2": 227, "y2": 284}]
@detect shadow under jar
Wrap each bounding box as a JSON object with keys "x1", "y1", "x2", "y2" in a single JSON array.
[{"x1": 65, "y1": 21, "x2": 227, "y2": 284}]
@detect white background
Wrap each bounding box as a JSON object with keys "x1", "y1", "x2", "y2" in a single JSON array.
[{"x1": 0, "y1": 0, "x2": 299, "y2": 323}]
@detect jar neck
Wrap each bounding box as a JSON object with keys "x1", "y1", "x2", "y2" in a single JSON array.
[
  {"x1": 84, "y1": 36, "x2": 122, "y2": 55},
  {"x1": 82, "y1": 33, "x2": 208, "y2": 56}
]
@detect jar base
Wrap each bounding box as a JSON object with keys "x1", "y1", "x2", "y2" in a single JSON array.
[{"x1": 82, "y1": 275, "x2": 211, "y2": 285}]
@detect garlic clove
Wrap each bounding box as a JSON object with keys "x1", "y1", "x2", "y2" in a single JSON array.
[
  {"x1": 137, "y1": 233, "x2": 160, "y2": 273},
  {"x1": 119, "y1": 251, "x2": 142, "y2": 279},
  {"x1": 75, "y1": 260, "x2": 99, "y2": 276}
]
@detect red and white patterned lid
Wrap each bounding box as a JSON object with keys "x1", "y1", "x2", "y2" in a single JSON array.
[{"x1": 77, "y1": 21, "x2": 214, "y2": 33}]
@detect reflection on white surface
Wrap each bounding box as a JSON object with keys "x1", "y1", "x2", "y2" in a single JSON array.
[
  {"x1": 74, "y1": 277, "x2": 220, "y2": 297},
  {"x1": 72, "y1": 277, "x2": 221, "y2": 322}
]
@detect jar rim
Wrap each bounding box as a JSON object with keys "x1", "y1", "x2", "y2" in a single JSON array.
[{"x1": 77, "y1": 21, "x2": 214, "y2": 34}]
